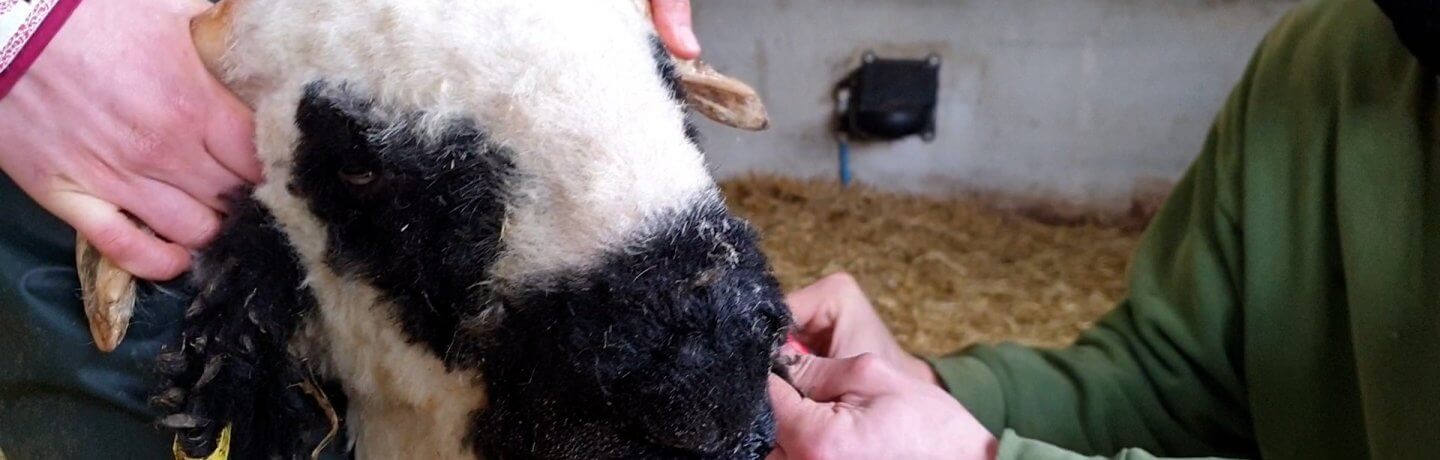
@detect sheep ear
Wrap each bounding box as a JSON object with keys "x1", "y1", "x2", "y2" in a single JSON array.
[
  {"x1": 192, "y1": 0, "x2": 239, "y2": 81},
  {"x1": 675, "y1": 59, "x2": 770, "y2": 131},
  {"x1": 76, "y1": 232, "x2": 139, "y2": 353},
  {"x1": 633, "y1": 0, "x2": 770, "y2": 131}
]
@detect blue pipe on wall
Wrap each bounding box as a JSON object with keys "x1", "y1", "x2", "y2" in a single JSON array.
[{"x1": 838, "y1": 137, "x2": 852, "y2": 187}]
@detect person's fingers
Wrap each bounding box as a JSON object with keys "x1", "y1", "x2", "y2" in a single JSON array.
[
  {"x1": 176, "y1": 0, "x2": 213, "y2": 17},
  {"x1": 767, "y1": 374, "x2": 825, "y2": 427},
  {"x1": 50, "y1": 191, "x2": 190, "y2": 280},
  {"x1": 780, "y1": 338, "x2": 810, "y2": 356},
  {"x1": 145, "y1": 143, "x2": 247, "y2": 211},
  {"x1": 785, "y1": 354, "x2": 894, "y2": 402},
  {"x1": 183, "y1": 0, "x2": 260, "y2": 184},
  {"x1": 785, "y1": 275, "x2": 842, "y2": 330},
  {"x1": 784, "y1": 272, "x2": 859, "y2": 352},
  {"x1": 117, "y1": 179, "x2": 222, "y2": 249},
  {"x1": 651, "y1": 0, "x2": 700, "y2": 60},
  {"x1": 764, "y1": 377, "x2": 800, "y2": 460},
  {"x1": 767, "y1": 374, "x2": 847, "y2": 460},
  {"x1": 202, "y1": 89, "x2": 262, "y2": 183}
]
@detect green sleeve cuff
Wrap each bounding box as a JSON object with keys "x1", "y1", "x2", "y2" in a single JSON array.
[
  {"x1": 996, "y1": 430, "x2": 1238, "y2": 460},
  {"x1": 997, "y1": 429, "x2": 1101, "y2": 460},
  {"x1": 925, "y1": 353, "x2": 1007, "y2": 436}
]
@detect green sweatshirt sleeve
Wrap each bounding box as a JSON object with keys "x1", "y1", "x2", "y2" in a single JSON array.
[
  {"x1": 994, "y1": 430, "x2": 1237, "y2": 460},
  {"x1": 996, "y1": 430, "x2": 1151, "y2": 460},
  {"x1": 927, "y1": 33, "x2": 1262, "y2": 459}
]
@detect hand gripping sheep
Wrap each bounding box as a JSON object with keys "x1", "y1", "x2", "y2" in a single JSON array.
[{"x1": 74, "y1": 0, "x2": 789, "y2": 458}]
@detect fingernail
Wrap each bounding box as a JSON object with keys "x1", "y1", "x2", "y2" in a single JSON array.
[
  {"x1": 779, "y1": 346, "x2": 804, "y2": 359},
  {"x1": 678, "y1": 25, "x2": 700, "y2": 55},
  {"x1": 776, "y1": 353, "x2": 802, "y2": 367}
]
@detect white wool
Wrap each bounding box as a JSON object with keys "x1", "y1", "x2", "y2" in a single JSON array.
[
  {"x1": 227, "y1": 0, "x2": 713, "y2": 282},
  {"x1": 286, "y1": 269, "x2": 485, "y2": 460},
  {"x1": 220, "y1": 0, "x2": 718, "y2": 457}
]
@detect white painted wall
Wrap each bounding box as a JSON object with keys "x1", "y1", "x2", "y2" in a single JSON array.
[{"x1": 693, "y1": 0, "x2": 1302, "y2": 208}]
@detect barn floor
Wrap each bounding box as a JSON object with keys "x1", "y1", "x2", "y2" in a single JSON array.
[{"x1": 720, "y1": 175, "x2": 1147, "y2": 356}]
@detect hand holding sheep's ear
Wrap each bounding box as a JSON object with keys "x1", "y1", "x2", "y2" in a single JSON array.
[
  {"x1": 786, "y1": 272, "x2": 942, "y2": 385},
  {"x1": 639, "y1": 0, "x2": 769, "y2": 131},
  {"x1": 767, "y1": 354, "x2": 999, "y2": 460},
  {"x1": 651, "y1": 0, "x2": 700, "y2": 59},
  {"x1": 0, "y1": 0, "x2": 261, "y2": 281}
]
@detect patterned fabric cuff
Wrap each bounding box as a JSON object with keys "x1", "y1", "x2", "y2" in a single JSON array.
[{"x1": 0, "y1": 0, "x2": 82, "y2": 99}]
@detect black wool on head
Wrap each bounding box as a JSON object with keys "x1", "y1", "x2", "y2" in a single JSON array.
[
  {"x1": 1375, "y1": 0, "x2": 1440, "y2": 72},
  {"x1": 474, "y1": 200, "x2": 791, "y2": 460},
  {"x1": 290, "y1": 82, "x2": 514, "y2": 365}
]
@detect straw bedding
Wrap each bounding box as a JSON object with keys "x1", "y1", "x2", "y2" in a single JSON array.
[{"x1": 720, "y1": 175, "x2": 1148, "y2": 356}]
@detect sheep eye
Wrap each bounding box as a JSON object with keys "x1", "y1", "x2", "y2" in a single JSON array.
[{"x1": 338, "y1": 166, "x2": 377, "y2": 186}]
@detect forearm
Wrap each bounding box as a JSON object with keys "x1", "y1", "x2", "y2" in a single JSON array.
[
  {"x1": 930, "y1": 193, "x2": 1253, "y2": 457},
  {"x1": 926, "y1": 51, "x2": 1264, "y2": 455},
  {"x1": 931, "y1": 322, "x2": 1253, "y2": 456}
]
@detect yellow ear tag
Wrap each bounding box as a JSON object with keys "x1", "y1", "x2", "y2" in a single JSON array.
[{"x1": 173, "y1": 424, "x2": 232, "y2": 460}]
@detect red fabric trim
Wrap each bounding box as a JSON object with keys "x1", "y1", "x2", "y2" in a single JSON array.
[{"x1": 0, "y1": 0, "x2": 81, "y2": 100}]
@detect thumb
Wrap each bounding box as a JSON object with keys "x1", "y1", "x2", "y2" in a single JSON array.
[
  {"x1": 767, "y1": 374, "x2": 815, "y2": 420},
  {"x1": 786, "y1": 353, "x2": 895, "y2": 402},
  {"x1": 767, "y1": 374, "x2": 832, "y2": 442}
]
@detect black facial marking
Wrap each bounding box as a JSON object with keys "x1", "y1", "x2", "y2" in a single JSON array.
[
  {"x1": 651, "y1": 36, "x2": 704, "y2": 145},
  {"x1": 291, "y1": 82, "x2": 513, "y2": 364},
  {"x1": 154, "y1": 192, "x2": 335, "y2": 459},
  {"x1": 474, "y1": 200, "x2": 790, "y2": 460}
]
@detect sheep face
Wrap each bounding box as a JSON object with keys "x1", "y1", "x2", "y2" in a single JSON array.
[{"x1": 168, "y1": 0, "x2": 791, "y2": 459}]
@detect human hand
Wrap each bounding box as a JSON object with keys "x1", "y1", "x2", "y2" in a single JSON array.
[
  {"x1": 0, "y1": 0, "x2": 260, "y2": 280},
  {"x1": 767, "y1": 354, "x2": 998, "y2": 460},
  {"x1": 651, "y1": 0, "x2": 700, "y2": 59},
  {"x1": 786, "y1": 272, "x2": 940, "y2": 385}
]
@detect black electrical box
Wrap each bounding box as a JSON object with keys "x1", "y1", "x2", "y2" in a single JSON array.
[{"x1": 835, "y1": 51, "x2": 941, "y2": 142}]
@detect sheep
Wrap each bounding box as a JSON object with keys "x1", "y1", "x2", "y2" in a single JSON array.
[{"x1": 75, "y1": 0, "x2": 791, "y2": 458}]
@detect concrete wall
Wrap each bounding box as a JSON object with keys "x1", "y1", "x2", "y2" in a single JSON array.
[{"x1": 692, "y1": 0, "x2": 1302, "y2": 209}]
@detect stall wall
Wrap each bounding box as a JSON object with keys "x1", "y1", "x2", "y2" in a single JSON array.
[{"x1": 693, "y1": 0, "x2": 1302, "y2": 211}]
